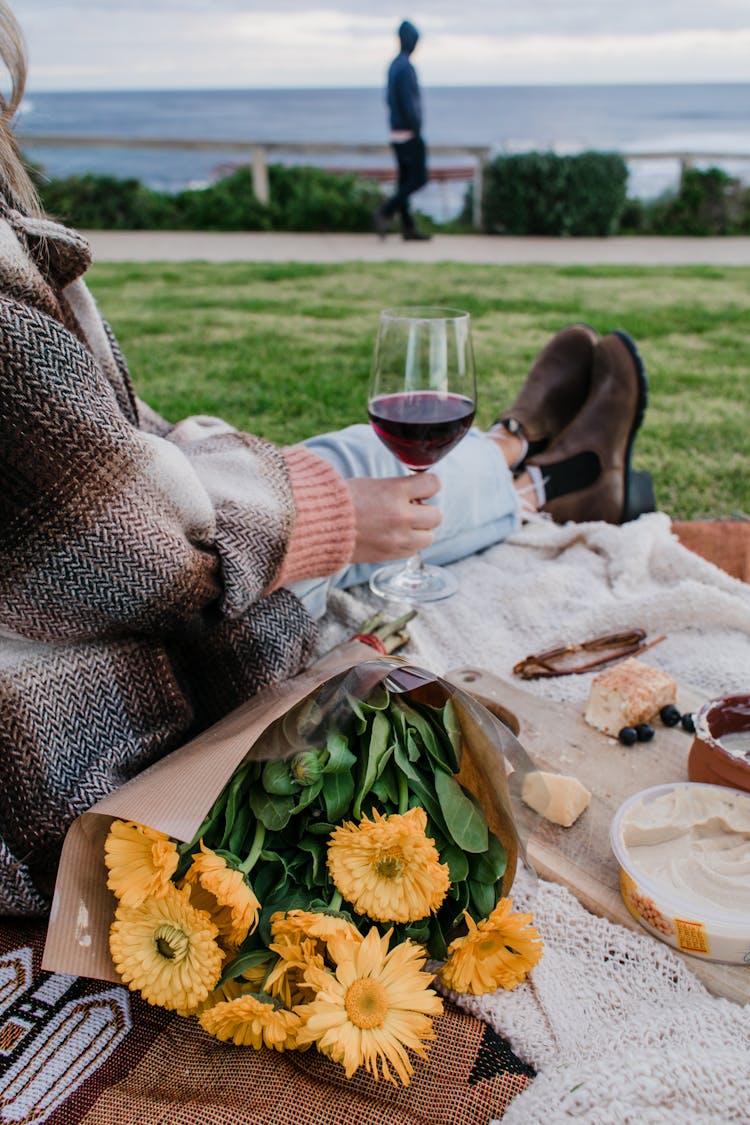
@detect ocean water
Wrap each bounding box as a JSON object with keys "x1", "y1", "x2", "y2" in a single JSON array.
[{"x1": 16, "y1": 84, "x2": 750, "y2": 221}]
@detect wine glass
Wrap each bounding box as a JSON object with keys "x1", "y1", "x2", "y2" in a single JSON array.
[{"x1": 367, "y1": 306, "x2": 477, "y2": 603}]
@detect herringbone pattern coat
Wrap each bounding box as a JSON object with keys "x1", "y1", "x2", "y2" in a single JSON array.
[{"x1": 0, "y1": 202, "x2": 319, "y2": 915}]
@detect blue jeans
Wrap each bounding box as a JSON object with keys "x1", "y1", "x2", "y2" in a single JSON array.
[{"x1": 290, "y1": 424, "x2": 520, "y2": 618}]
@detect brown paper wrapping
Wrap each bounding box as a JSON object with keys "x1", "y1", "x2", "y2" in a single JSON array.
[{"x1": 43, "y1": 643, "x2": 525, "y2": 983}]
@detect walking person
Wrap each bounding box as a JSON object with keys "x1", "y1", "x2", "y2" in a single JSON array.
[{"x1": 374, "y1": 19, "x2": 431, "y2": 241}]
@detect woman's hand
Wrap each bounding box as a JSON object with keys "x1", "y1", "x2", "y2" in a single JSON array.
[{"x1": 347, "y1": 474, "x2": 441, "y2": 563}]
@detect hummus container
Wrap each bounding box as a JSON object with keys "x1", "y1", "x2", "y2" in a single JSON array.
[
  {"x1": 688, "y1": 694, "x2": 750, "y2": 795},
  {"x1": 610, "y1": 782, "x2": 750, "y2": 964}
]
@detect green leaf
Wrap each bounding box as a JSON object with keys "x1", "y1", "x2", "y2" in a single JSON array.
[
  {"x1": 405, "y1": 772, "x2": 448, "y2": 837},
  {"x1": 441, "y1": 699, "x2": 463, "y2": 770},
  {"x1": 370, "y1": 761, "x2": 400, "y2": 806},
  {"x1": 291, "y1": 777, "x2": 324, "y2": 814},
  {"x1": 427, "y1": 915, "x2": 448, "y2": 961},
  {"x1": 401, "y1": 918, "x2": 431, "y2": 945},
  {"x1": 222, "y1": 767, "x2": 248, "y2": 844},
  {"x1": 259, "y1": 848, "x2": 294, "y2": 880},
  {"x1": 441, "y1": 843, "x2": 470, "y2": 883},
  {"x1": 468, "y1": 832, "x2": 507, "y2": 884},
  {"x1": 298, "y1": 835, "x2": 326, "y2": 883},
  {"x1": 323, "y1": 769, "x2": 355, "y2": 823},
  {"x1": 396, "y1": 699, "x2": 456, "y2": 773},
  {"x1": 228, "y1": 804, "x2": 252, "y2": 855},
  {"x1": 433, "y1": 769, "x2": 488, "y2": 853},
  {"x1": 253, "y1": 859, "x2": 285, "y2": 902},
  {"x1": 393, "y1": 738, "x2": 421, "y2": 783},
  {"x1": 247, "y1": 787, "x2": 296, "y2": 832},
  {"x1": 262, "y1": 759, "x2": 300, "y2": 796},
  {"x1": 353, "y1": 710, "x2": 392, "y2": 819},
  {"x1": 324, "y1": 730, "x2": 357, "y2": 774},
  {"x1": 306, "y1": 820, "x2": 335, "y2": 836},
  {"x1": 469, "y1": 878, "x2": 498, "y2": 919},
  {"x1": 406, "y1": 730, "x2": 422, "y2": 764},
  {"x1": 360, "y1": 683, "x2": 390, "y2": 711},
  {"x1": 439, "y1": 880, "x2": 469, "y2": 928},
  {"x1": 219, "y1": 946, "x2": 272, "y2": 988}
]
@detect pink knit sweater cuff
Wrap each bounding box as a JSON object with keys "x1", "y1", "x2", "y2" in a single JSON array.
[{"x1": 270, "y1": 445, "x2": 356, "y2": 591}]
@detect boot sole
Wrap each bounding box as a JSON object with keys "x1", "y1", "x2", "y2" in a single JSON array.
[
  {"x1": 609, "y1": 329, "x2": 650, "y2": 522},
  {"x1": 625, "y1": 469, "x2": 656, "y2": 522}
]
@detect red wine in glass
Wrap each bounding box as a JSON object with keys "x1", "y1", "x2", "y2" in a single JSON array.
[
  {"x1": 368, "y1": 390, "x2": 476, "y2": 471},
  {"x1": 367, "y1": 307, "x2": 477, "y2": 603}
]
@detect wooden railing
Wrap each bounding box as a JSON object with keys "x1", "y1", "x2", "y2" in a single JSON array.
[
  {"x1": 18, "y1": 134, "x2": 491, "y2": 226},
  {"x1": 17, "y1": 135, "x2": 750, "y2": 230}
]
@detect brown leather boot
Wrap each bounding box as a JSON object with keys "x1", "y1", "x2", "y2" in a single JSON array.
[
  {"x1": 497, "y1": 324, "x2": 599, "y2": 450},
  {"x1": 528, "y1": 331, "x2": 651, "y2": 525}
]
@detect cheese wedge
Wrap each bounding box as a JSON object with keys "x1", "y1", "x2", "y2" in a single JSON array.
[
  {"x1": 521, "y1": 770, "x2": 591, "y2": 827},
  {"x1": 585, "y1": 656, "x2": 677, "y2": 736}
]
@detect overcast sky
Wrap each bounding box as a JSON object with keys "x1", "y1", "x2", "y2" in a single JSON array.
[{"x1": 12, "y1": 1, "x2": 750, "y2": 91}]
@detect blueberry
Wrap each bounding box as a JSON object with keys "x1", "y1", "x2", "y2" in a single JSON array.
[
  {"x1": 618, "y1": 726, "x2": 638, "y2": 745},
  {"x1": 636, "y1": 723, "x2": 655, "y2": 742},
  {"x1": 681, "y1": 712, "x2": 696, "y2": 733},
  {"x1": 660, "y1": 704, "x2": 681, "y2": 727}
]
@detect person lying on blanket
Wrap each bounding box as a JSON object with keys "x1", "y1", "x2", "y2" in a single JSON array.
[{"x1": 0, "y1": 0, "x2": 654, "y2": 916}]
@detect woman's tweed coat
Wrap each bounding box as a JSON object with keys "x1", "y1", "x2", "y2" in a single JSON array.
[{"x1": 0, "y1": 202, "x2": 323, "y2": 915}]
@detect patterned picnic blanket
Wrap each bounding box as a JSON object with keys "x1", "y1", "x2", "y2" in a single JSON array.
[{"x1": 2, "y1": 514, "x2": 748, "y2": 1123}]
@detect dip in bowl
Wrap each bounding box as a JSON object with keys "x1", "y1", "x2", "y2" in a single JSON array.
[{"x1": 611, "y1": 782, "x2": 750, "y2": 964}]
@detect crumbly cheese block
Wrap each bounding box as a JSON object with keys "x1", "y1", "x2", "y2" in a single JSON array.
[
  {"x1": 521, "y1": 770, "x2": 591, "y2": 827},
  {"x1": 584, "y1": 656, "x2": 677, "y2": 735}
]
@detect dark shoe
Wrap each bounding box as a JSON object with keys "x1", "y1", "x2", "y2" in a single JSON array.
[
  {"x1": 402, "y1": 228, "x2": 432, "y2": 241},
  {"x1": 497, "y1": 324, "x2": 599, "y2": 454},
  {"x1": 373, "y1": 207, "x2": 389, "y2": 240},
  {"x1": 529, "y1": 330, "x2": 652, "y2": 525}
]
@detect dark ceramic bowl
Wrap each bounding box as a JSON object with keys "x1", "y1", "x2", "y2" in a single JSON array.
[{"x1": 688, "y1": 694, "x2": 750, "y2": 794}]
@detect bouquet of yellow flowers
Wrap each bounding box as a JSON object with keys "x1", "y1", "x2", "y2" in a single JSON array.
[{"x1": 47, "y1": 650, "x2": 543, "y2": 1087}]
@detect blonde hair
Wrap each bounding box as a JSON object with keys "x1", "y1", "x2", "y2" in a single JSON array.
[{"x1": 0, "y1": 1, "x2": 41, "y2": 214}]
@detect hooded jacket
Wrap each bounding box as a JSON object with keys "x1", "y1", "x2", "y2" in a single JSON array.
[{"x1": 387, "y1": 20, "x2": 422, "y2": 135}]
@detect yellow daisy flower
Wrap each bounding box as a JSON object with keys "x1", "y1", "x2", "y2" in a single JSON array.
[
  {"x1": 109, "y1": 885, "x2": 223, "y2": 1011},
  {"x1": 104, "y1": 819, "x2": 179, "y2": 908},
  {"x1": 270, "y1": 909, "x2": 364, "y2": 950},
  {"x1": 438, "y1": 898, "x2": 543, "y2": 995},
  {"x1": 326, "y1": 807, "x2": 450, "y2": 923},
  {"x1": 264, "y1": 935, "x2": 325, "y2": 1009},
  {"x1": 240, "y1": 961, "x2": 273, "y2": 991},
  {"x1": 182, "y1": 842, "x2": 260, "y2": 948},
  {"x1": 295, "y1": 926, "x2": 443, "y2": 1086},
  {"x1": 199, "y1": 992, "x2": 300, "y2": 1051}
]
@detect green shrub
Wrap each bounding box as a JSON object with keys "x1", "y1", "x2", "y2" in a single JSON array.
[
  {"x1": 33, "y1": 162, "x2": 383, "y2": 233},
  {"x1": 171, "y1": 167, "x2": 271, "y2": 230},
  {"x1": 267, "y1": 164, "x2": 383, "y2": 232},
  {"x1": 39, "y1": 173, "x2": 177, "y2": 229},
  {"x1": 642, "y1": 167, "x2": 750, "y2": 236},
  {"x1": 482, "y1": 151, "x2": 628, "y2": 236}
]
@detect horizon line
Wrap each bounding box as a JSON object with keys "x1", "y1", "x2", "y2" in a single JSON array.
[{"x1": 22, "y1": 79, "x2": 750, "y2": 97}]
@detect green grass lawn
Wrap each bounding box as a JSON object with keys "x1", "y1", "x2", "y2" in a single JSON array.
[{"x1": 87, "y1": 260, "x2": 750, "y2": 521}]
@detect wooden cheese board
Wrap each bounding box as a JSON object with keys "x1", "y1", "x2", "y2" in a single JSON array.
[{"x1": 447, "y1": 666, "x2": 749, "y2": 1005}]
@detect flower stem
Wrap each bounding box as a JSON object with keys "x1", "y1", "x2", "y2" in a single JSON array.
[
  {"x1": 354, "y1": 609, "x2": 417, "y2": 653},
  {"x1": 329, "y1": 890, "x2": 343, "y2": 912}
]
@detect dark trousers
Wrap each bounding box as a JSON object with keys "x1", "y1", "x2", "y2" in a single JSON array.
[{"x1": 382, "y1": 136, "x2": 428, "y2": 230}]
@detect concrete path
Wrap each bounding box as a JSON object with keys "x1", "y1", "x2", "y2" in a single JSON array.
[{"x1": 84, "y1": 230, "x2": 750, "y2": 266}]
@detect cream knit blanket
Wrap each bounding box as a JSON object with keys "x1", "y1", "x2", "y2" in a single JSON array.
[{"x1": 318, "y1": 511, "x2": 750, "y2": 1123}]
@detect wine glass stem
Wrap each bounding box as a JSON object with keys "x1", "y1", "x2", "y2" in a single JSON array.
[{"x1": 403, "y1": 551, "x2": 426, "y2": 577}]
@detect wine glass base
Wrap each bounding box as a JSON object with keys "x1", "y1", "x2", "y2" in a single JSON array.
[{"x1": 369, "y1": 560, "x2": 459, "y2": 604}]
